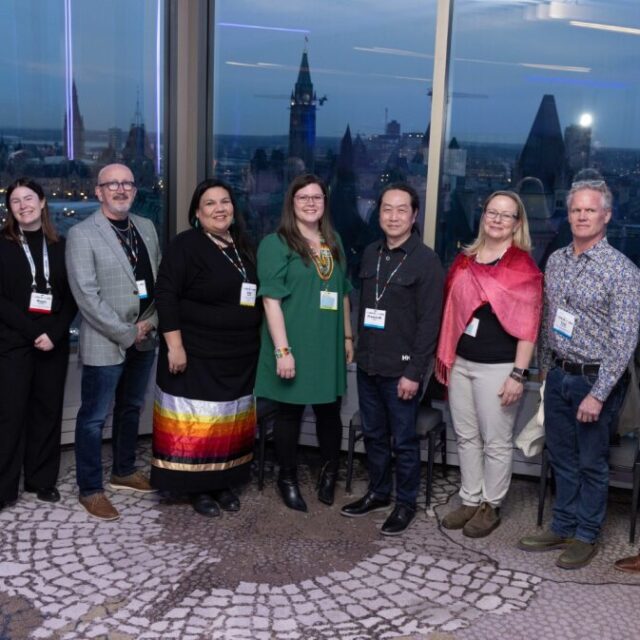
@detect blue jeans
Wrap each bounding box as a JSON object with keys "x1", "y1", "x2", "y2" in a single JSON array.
[
  {"x1": 75, "y1": 346, "x2": 155, "y2": 496},
  {"x1": 357, "y1": 369, "x2": 421, "y2": 508},
  {"x1": 545, "y1": 366, "x2": 625, "y2": 543}
]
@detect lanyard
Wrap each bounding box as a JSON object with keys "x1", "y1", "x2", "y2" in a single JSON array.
[
  {"x1": 20, "y1": 232, "x2": 51, "y2": 292},
  {"x1": 110, "y1": 220, "x2": 139, "y2": 268},
  {"x1": 374, "y1": 247, "x2": 407, "y2": 308},
  {"x1": 206, "y1": 232, "x2": 248, "y2": 281}
]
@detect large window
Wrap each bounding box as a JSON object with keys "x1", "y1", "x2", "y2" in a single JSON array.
[
  {"x1": 0, "y1": 0, "x2": 166, "y2": 239},
  {"x1": 211, "y1": 1, "x2": 437, "y2": 278},
  {"x1": 437, "y1": 0, "x2": 640, "y2": 267}
]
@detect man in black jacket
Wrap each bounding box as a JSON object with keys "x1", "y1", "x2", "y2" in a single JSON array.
[{"x1": 341, "y1": 183, "x2": 444, "y2": 535}]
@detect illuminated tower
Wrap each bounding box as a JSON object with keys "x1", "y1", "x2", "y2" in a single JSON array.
[
  {"x1": 288, "y1": 49, "x2": 317, "y2": 170},
  {"x1": 63, "y1": 81, "x2": 85, "y2": 159}
]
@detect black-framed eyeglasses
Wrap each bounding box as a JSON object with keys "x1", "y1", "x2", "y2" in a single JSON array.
[
  {"x1": 98, "y1": 181, "x2": 136, "y2": 192},
  {"x1": 484, "y1": 209, "x2": 518, "y2": 222}
]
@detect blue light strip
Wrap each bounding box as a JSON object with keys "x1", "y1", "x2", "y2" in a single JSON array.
[{"x1": 64, "y1": 0, "x2": 74, "y2": 159}]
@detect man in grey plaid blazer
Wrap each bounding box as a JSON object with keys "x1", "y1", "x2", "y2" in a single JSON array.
[{"x1": 66, "y1": 163, "x2": 161, "y2": 521}]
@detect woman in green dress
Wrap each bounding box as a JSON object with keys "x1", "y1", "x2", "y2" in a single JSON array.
[{"x1": 255, "y1": 174, "x2": 353, "y2": 512}]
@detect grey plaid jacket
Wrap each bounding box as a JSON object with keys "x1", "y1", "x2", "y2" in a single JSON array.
[{"x1": 66, "y1": 209, "x2": 161, "y2": 366}]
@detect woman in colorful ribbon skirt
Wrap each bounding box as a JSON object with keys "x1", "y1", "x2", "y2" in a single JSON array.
[
  {"x1": 436, "y1": 190, "x2": 542, "y2": 538},
  {"x1": 255, "y1": 173, "x2": 353, "y2": 513},
  {"x1": 151, "y1": 179, "x2": 261, "y2": 517}
]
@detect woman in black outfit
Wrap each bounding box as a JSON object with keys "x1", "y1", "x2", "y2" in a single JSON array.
[{"x1": 0, "y1": 178, "x2": 77, "y2": 509}]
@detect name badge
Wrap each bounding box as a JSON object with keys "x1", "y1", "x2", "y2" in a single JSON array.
[
  {"x1": 553, "y1": 307, "x2": 576, "y2": 339},
  {"x1": 364, "y1": 307, "x2": 386, "y2": 330},
  {"x1": 29, "y1": 292, "x2": 53, "y2": 314},
  {"x1": 136, "y1": 279, "x2": 148, "y2": 299},
  {"x1": 240, "y1": 282, "x2": 257, "y2": 307},
  {"x1": 464, "y1": 317, "x2": 479, "y2": 337},
  {"x1": 320, "y1": 291, "x2": 338, "y2": 311}
]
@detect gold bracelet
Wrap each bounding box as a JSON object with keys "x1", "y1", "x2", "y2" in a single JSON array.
[
  {"x1": 344, "y1": 336, "x2": 353, "y2": 341},
  {"x1": 274, "y1": 346, "x2": 292, "y2": 359}
]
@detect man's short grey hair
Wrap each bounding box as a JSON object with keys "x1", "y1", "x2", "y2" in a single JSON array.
[{"x1": 566, "y1": 179, "x2": 612, "y2": 211}]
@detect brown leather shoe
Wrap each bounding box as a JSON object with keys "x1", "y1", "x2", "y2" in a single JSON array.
[
  {"x1": 614, "y1": 553, "x2": 640, "y2": 574},
  {"x1": 441, "y1": 504, "x2": 479, "y2": 530},
  {"x1": 79, "y1": 493, "x2": 120, "y2": 521},
  {"x1": 109, "y1": 471, "x2": 154, "y2": 493}
]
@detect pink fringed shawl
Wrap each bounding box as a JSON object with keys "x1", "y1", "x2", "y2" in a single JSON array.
[{"x1": 435, "y1": 246, "x2": 543, "y2": 385}]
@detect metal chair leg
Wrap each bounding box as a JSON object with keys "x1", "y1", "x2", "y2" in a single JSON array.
[
  {"x1": 346, "y1": 421, "x2": 356, "y2": 493},
  {"x1": 426, "y1": 430, "x2": 435, "y2": 508},
  {"x1": 630, "y1": 455, "x2": 640, "y2": 544},
  {"x1": 258, "y1": 416, "x2": 266, "y2": 491}
]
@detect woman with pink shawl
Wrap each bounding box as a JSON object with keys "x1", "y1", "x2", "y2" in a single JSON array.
[{"x1": 436, "y1": 191, "x2": 542, "y2": 538}]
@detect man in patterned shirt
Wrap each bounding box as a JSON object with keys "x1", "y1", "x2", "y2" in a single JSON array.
[{"x1": 518, "y1": 177, "x2": 640, "y2": 569}]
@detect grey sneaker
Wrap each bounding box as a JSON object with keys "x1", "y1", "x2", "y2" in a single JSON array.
[
  {"x1": 109, "y1": 470, "x2": 155, "y2": 493},
  {"x1": 441, "y1": 504, "x2": 479, "y2": 530},
  {"x1": 463, "y1": 502, "x2": 501, "y2": 538},
  {"x1": 556, "y1": 540, "x2": 598, "y2": 570},
  {"x1": 79, "y1": 493, "x2": 120, "y2": 521},
  {"x1": 518, "y1": 530, "x2": 573, "y2": 552}
]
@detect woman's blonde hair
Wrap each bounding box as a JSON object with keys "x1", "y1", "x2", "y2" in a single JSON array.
[{"x1": 463, "y1": 190, "x2": 532, "y2": 256}]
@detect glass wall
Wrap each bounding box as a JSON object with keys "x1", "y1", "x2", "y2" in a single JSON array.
[
  {"x1": 437, "y1": 0, "x2": 640, "y2": 268},
  {"x1": 210, "y1": 0, "x2": 437, "y2": 280},
  {"x1": 0, "y1": 0, "x2": 166, "y2": 238}
]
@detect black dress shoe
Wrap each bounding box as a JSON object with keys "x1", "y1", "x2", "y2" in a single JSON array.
[
  {"x1": 340, "y1": 492, "x2": 391, "y2": 518},
  {"x1": 316, "y1": 461, "x2": 338, "y2": 506},
  {"x1": 37, "y1": 488, "x2": 61, "y2": 503},
  {"x1": 212, "y1": 488, "x2": 240, "y2": 512},
  {"x1": 277, "y1": 469, "x2": 307, "y2": 512},
  {"x1": 191, "y1": 493, "x2": 221, "y2": 517},
  {"x1": 381, "y1": 503, "x2": 416, "y2": 536},
  {"x1": 25, "y1": 487, "x2": 61, "y2": 503}
]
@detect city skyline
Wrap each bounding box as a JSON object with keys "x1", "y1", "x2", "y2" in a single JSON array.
[{"x1": 2, "y1": 1, "x2": 639, "y2": 150}]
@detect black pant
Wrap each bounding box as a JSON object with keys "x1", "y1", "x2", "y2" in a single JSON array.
[
  {"x1": 274, "y1": 400, "x2": 342, "y2": 470},
  {"x1": 0, "y1": 342, "x2": 69, "y2": 502}
]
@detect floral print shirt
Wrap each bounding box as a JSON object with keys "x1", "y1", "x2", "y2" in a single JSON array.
[{"x1": 540, "y1": 237, "x2": 640, "y2": 401}]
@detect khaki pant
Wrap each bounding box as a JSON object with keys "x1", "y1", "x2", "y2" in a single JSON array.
[{"x1": 448, "y1": 356, "x2": 519, "y2": 507}]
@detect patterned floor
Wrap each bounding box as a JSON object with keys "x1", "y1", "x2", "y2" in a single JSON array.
[{"x1": 1, "y1": 443, "x2": 639, "y2": 640}]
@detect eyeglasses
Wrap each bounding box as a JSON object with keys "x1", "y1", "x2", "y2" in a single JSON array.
[
  {"x1": 294, "y1": 194, "x2": 325, "y2": 204},
  {"x1": 98, "y1": 181, "x2": 136, "y2": 192},
  {"x1": 571, "y1": 179, "x2": 606, "y2": 189},
  {"x1": 484, "y1": 209, "x2": 518, "y2": 222}
]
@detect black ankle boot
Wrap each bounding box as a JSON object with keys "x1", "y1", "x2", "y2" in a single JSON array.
[
  {"x1": 277, "y1": 468, "x2": 307, "y2": 512},
  {"x1": 317, "y1": 461, "x2": 338, "y2": 506}
]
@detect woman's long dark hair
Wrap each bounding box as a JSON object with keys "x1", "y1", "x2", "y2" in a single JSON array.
[
  {"x1": 3, "y1": 177, "x2": 59, "y2": 244},
  {"x1": 187, "y1": 178, "x2": 255, "y2": 264},
  {"x1": 276, "y1": 173, "x2": 343, "y2": 265}
]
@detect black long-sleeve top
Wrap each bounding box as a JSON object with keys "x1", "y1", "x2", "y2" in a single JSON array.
[
  {"x1": 356, "y1": 231, "x2": 444, "y2": 382},
  {"x1": 0, "y1": 229, "x2": 77, "y2": 352},
  {"x1": 155, "y1": 228, "x2": 262, "y2": 359}
]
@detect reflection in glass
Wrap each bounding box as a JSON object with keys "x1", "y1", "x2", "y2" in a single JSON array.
[
  {"x1": 211, "y1": 1, "x2": 437, "y2": 280},
  {"x1": 0, "y1": 0, "x2": 166, "y2": 240},
  {"x1": 437, "y1": 0, "x2": 640, "y2": 268}
]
